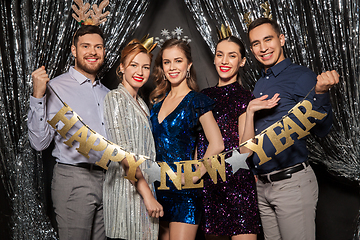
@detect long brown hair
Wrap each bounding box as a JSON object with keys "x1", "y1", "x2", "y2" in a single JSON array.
[
  {"x1": 116, "y1": 39, "x2": 153, "y2": 83},
  {"x1": 149, "y1": 39, "x2": 198, "y2": 104}
]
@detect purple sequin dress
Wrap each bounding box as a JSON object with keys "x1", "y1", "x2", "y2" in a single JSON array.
[{"x1": 197, "y1": 82, "x2": 261, "y2": 236}]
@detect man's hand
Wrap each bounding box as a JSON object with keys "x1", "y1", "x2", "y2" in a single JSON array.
[
  {"x1": 31, "y1": 66, "x2": 50, "y2": 98},
  {"x1": 315, "y1": 70, "x2": 339, "y2": 94}
]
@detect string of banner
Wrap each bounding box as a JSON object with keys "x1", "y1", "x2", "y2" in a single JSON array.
[{"x1": 46, "y1": 83, "x2": 327, "y2": 190}]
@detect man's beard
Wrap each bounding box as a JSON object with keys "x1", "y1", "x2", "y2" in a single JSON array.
[{"x1": 75, "y1": 56, "x2": 104, "y2": 75}]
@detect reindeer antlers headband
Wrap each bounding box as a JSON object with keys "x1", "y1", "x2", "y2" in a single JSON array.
[
  {"x1": 244, "y1": 1, "x2": 272, "y2": 28},
  {"x1": 72, "y1": 0, "x2": 110, "y2": 26}
]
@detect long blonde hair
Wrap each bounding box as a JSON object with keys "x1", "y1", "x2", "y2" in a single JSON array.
[{"x1": 149, "y1": 39, "x2": 198, "y2": 104}]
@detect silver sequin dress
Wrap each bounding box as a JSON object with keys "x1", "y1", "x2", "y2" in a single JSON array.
[{"x1": 103, "y1": 83, "x2": 158, "y2": 240}]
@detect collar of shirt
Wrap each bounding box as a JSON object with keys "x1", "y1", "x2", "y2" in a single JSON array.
[
  {"x1": 261, "y1": 58, "x2": 292, "y2": 78},
  {"x1": 69, "y1": 66, "x2": 101, "y2": 86}
]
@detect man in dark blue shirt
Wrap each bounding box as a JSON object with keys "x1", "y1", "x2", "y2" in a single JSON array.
[{"x1": 244, "y1": 17, "x2": 339, "y2": 240}]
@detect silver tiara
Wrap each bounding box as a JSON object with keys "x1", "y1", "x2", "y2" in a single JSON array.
[{"x1": 154, "y1": 26, "x2": 192, "y2": 48}]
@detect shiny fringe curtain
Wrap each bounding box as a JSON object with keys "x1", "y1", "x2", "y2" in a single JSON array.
[
  {"x1": 184, "y1": 0, "x2": 360, "y2": 238},
  {"x1": 0, "y1": 0, "x2": 148, "y2": 238},
  {"x1": 1, "y1": 0, "x2": 360, "y2": 239},
  {"x1": 185, "y1": 0, "x2": 360, "y2": 183}
]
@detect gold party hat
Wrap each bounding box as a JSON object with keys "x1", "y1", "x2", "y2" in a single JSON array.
[
  {"x1": 140, "y1": 34, "x2": 157, "y2": 53},
  {"x1": 217, "y1": 24, "x2": 232, "y2": 40}
]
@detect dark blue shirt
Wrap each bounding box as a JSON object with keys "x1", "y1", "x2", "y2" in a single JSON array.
[{"x1": 251, "y1": 58, "x2": 332, "y2": 174}]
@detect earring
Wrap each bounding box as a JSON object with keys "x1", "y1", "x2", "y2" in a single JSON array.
[
  {"x1": 186, "y1": 70, "x2": 190, "y2": 79},
  {"x1": 163, "y1": 75, "x2": 167, "y2": 80}
]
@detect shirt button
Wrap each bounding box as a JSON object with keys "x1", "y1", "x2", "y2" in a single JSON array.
[
  {"x1": 38, "y1": 102, "x2": 42, "y2": 104},
  {"x1": 260, "y1": 92, "x2": 263, "y2": 95},
  {"x1": 266, "y1": 76, "x2": 269, "y2": 79},
  {"x1": 313, "y1": 97, "x2": 317, "y2": 101},
  {"x1": 40, "y1": 118, "x2": 43, "y2": 121},
  {"x1": 102, "y1": 122, "x2": 104, "y2": 125},
  {"x1": 255, "y1": 128, "x2": 258, "y2": 131},
  {"x1": 98, "y1": 103, "x2": 100, "y2": 106}
]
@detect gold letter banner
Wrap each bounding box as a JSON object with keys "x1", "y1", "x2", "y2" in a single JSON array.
[
  {"x1": 241, "y1": 100, "x2": 327, "y2": 166},
  {"x1": 46, "y1": 85, "x2": 324, "y2": 190}
]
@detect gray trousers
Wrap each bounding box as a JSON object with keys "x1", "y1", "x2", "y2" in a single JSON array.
[
  {"x1": 51, "y1": 163, "x2": 106, "y2": 240},
  {"x1": 256, "y1": 164, "x2": 318, "y2": 240}
]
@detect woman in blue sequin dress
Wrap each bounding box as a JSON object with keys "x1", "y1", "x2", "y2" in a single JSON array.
[
  {"x1": 196, "y1": 36, "x2": 261, "y2": 239},
  {"x1": 150, "y1": 39, "x2": 224, "y2": 240}
]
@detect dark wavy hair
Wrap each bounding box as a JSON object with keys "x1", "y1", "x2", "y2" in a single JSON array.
[
  {"x1": 149, "y1": 39, "x2": 198, "y2": 104},
  {"x1": 116, "y1": 39, "x2": 153, "y2": 83}
]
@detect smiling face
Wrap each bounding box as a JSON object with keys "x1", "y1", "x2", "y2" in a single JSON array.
[
  {"x1": 162, "y1": 46, "x2": 192, "y2": 87},
  {"x1": 71, "y1": 33, "x2": 105, "y2": 80},
  {"x1": 214, "y1": 41, "x2": 246, "y2": 85},
  {"x1": 121, "y1": 52, "x2": 151, "y2": 95},
  {"x1": 249, "y1": 23, "x2": 285, "y2": 71}
]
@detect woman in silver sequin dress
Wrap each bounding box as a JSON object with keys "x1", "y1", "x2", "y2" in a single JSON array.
[{"x1": 103, "y1": 39, "x2": 163, "y2": 240}]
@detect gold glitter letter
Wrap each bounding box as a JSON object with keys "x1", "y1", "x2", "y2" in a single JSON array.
[
  {"x1": 244, "y1": 134, "x2": 272, "y2": 165},
  {"x1": 124, "y1": 154, "x2": 147, "y2": 182},
  {"x1": 157, "y1": 162, "x2": 182, "y2": 190},
  {"x1": 202, "y1": 153, "x2": 226, "y2": 184},
  {"x1": 291, "y1": 100, "x2": 327, "y2": 132},
  {"x1": 182, "y1": 160, "x2": 203, "y2": 189},
  {"x1": 63, "y1": 125, "x2": 89, "y2": 156},
  {"x1": 47, "y1": 105, "x2": 79, "y2": 138},
  {"x1": 75, "y1": 131, "x2": 107, "y2": 158},
  {"x1": 96, "y1": 143, "x2": 126, "y2": 170}
]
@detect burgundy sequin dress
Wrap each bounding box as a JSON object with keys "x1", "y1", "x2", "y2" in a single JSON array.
[{"x1": 197, "y1": 82, "x2": 261, "y2": 236}]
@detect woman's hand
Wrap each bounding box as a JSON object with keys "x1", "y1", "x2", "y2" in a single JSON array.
[
  {"x1": 247, "y1": 93, "x2": 280, "y2": 114},
  {"x1": 143, "y1": 195, "x2": 164, "y2": 218}
]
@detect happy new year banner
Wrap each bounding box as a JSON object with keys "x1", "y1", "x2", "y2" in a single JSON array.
[{"x1": 47, "y1": 95, "x2": 326, "y2": 190}]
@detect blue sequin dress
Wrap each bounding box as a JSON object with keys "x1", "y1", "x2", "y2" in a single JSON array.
[{"x1": 150, "y1": 91, "x2": 214, "y2": 224}]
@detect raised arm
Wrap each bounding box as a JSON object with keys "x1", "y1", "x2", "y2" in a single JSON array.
[
  {"x1": 315, "y1": 70, "x2": 339, "y2": 94},
  {"x1": 239, "y1": 94, "x2": 280, "y2": 155},
  {"x1": 32, "y1": 66, "x2": 49, "y2": 98},
  {"x1": 27, "y1": 67, "x2": 56, "y2": 151},
  {"x1": 311, "y1": 70, "x2": 339, "y2": 137}
]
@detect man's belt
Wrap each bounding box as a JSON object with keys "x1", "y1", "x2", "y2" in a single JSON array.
[
  {"x1": 57, "y1": 162, "x2": 104, "y2": 171},
  {"x1": 257, "y1": 160, "x2": 309, "y2": 184}
]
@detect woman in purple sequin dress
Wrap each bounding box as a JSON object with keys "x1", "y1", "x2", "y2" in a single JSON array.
[{"x1": 197, "y1": 36, "x2": 261, "y2": 239}]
